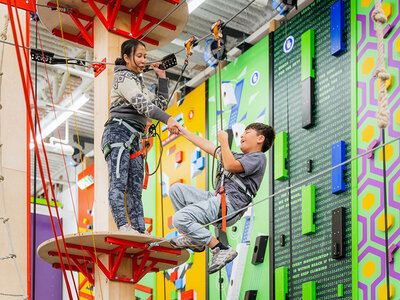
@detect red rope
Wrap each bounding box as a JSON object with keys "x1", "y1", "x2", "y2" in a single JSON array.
[
  {"x1": 11, "y1": 4, "x2": 80, "y2": 298},
  {"x1": 6, "y1": 2, "x2": 76, "y2": 298},
  {"x1": 34, "y1": 17, "x2": 93, "y2": 285}
]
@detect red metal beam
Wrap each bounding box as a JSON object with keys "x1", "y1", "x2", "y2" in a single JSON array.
[
  {"x1": 68, "y1": 14, "x2": 94, "y2": 47},
  {"x1": 44, "y1": 0, "x2": 178, "y2": 48},
  {"x1": 107, "y1": 0, "x2": 123, "y2": 29},
  {"x1": 0, "y1": 0, "x2": 35, "y2": 12},
  {"x1": 52, "y1": 29, "x2": 92, "y2": 48},
  {"x1": 50, "y1": 236, "x2": 181, "y2": 286},
  {"x1": 47, "y1": 2, "x2": 93, "y2": 22},
  {"x1": 105, "y1": 237, "x2": 182, "y2": 255},
  {"x1": 109, "y1": 246, "x2": 128, "y2": 278}
]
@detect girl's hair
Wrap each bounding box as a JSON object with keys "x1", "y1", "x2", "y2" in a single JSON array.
[{"x1": 115, "y1": 39, "x2": 146, "y2": 65}]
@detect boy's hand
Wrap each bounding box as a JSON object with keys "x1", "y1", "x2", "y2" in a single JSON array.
[{"x1": 218, "y1": 130, "x2": 228, "y2": 144}]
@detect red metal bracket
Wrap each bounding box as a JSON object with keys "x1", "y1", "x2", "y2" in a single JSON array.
[
  {"x1": 93, "y1": 58, "x2": 107, "y2": 77},
  {"x1": 47, "y1": 2, "x2": 94, "y2": 48},
  {"x1": 0, "y1": 0, "x2": 35, "y2": 12},
  {"x1": 49, "y1": 235, "x2": 181, "y2": 285},
  {"x1": 10, "y1": 0, "x2": 182, "y2": 48}
]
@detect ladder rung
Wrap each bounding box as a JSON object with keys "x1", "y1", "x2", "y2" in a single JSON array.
[
  {"x1": 0, "y1": 253, "x2": 16, "y2": 260},
  {"x1": 0, "y1": 216, "x2": 9, "y2": 223}
]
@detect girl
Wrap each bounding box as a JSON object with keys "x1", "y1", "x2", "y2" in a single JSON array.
[{"x1": 101, "y1": 39, "x2": 179, "y2": 234}]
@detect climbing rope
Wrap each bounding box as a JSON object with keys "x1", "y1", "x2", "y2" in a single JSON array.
[
  {"x1": 372, "y1": 0, "x2": 390, "y2": 129},
  {"x1": 6, "y1": 1, "x2": 79, "y2": 297},
  {"x1": 372, "y1": 2, "x2": 391, "y2": 299},
  {"x1": 33, "y1": 14, "x2": 95, "y2": 299}
]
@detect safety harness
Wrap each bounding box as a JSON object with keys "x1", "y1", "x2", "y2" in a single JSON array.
[
  {"x1": 215, "y1": 163, "x2": 255, "y2": 232},
  {"x1": 102, "y1": 117, "x2": 150, "y2": 189}
]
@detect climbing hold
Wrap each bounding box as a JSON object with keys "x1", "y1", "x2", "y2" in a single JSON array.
[{"x1": 377, "y1": 213, "x2": 394, "y2": 232}]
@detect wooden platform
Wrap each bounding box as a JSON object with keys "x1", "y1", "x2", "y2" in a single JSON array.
[
  {"x1": 38, "y1": 231, "x2": 189, "y2": 284},
  {"x1": 36, "y1": 0, "x2": 188, "y2": 50}
]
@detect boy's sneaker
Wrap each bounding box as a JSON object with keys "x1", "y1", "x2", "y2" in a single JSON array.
[
  {"x1": 170, "y1": 235, "x2": 205, "y2": 252},
  {"x1": 119, "y1": 224, "x2": 140, "y2": 234},
  {"x1": 208, "y1": 246, "x2": 238, "y2": 274}
]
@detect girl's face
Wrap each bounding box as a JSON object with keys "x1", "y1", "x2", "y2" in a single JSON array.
[{"x1": 124, "y1": 44, "x2": 147, "y2": 74}]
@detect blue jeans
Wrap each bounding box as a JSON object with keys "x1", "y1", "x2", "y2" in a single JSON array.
[
  {"x1": 101, "y1": 124, "x2": 146, "y2": 232},
  {"x1": 169, "y1": 183, "x2": 241, "y2": 245}
]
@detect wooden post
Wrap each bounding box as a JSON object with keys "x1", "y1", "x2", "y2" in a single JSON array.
[
  {"x1": 93, "y1": 7, "x2": 135, "y2": 299},
  {"x1": 0, "y1": 6, "x2": 28, "y2": 299}
]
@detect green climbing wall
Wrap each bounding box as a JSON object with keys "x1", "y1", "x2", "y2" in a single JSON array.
[
  {"x1": 207, "y1": 36, "x2": 270, "y2": 299},
  {"x1": 272, "y1": 0, "x2": 353, "y2": 298}
]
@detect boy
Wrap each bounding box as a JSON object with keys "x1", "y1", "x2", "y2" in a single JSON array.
[{"x1": 169, "y1": 123, "x2": 275, "y2": 273}]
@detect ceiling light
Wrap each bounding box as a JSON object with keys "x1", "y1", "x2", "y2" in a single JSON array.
[{"x1": 30, "y1": 93, "x2": 90, "y2": 149}]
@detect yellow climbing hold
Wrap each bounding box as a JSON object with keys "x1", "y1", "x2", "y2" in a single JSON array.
[
  {"x1": 362, "y1": 125, "x2": 375, "y2": 143},
  {"x1": 361, "y1": 57, "x2": 375, "y2": 75},
  {"x1": 396, "y1": 180, "x2": 400, "y2": 196},
  {"x1": 381, "y1": 3, "x2": 393, "y2": 21},
  {"x1": 380, "y1": 144, "x2": 393, "y2": 162},
  {"x1": 396, "y1": 108, "x2": 400, "y2": 124},
  {"x1": 377, "y1": 213, "x2": 394, "y2": 232},
  {"x1": 378, "y1": 283, "x2": 395, "y2": 300},
  {"x1": 396, "y1": 38, "x2": 400, "y2": 53},
  {"x1": 361, "y1": 0, "x2": 372, "y2": 7},
  {"x1": 377, "y1": 74, "x2": 393, "y2": 92},
  {"x1": 362, "y1": 260, "x2": 375, "y2": 278},
  {"x1": 362, "y1": 193, "x2": 375, "y2": 211}
]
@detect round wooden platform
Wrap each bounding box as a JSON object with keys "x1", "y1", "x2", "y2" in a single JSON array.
[
  {"x1": 38, "y1": 231, "x2": 189, "y2": 280},
  {"x1": 36, "y1": 0, "x2": 188, "y2": 50}
]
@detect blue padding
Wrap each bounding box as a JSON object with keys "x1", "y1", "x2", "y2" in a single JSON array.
[
  {"x1": 331, "y1": 141, "x2": 346, "y2": 194},
  {"x1": 331, "y1": 0, "x2": 345, "y2": 56},
  {"x1": 161, "y1": 124, "x2": 168, "y2": 132}
]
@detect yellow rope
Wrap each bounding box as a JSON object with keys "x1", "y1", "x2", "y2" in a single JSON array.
[{"x1": 55, "y1": 1, "x2": 103, "y2": 298}]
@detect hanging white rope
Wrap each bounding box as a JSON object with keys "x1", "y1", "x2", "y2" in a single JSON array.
[
  {"x1": 0, "y1": 13, "x2": 28, "y2": 300},
  {"x1": 372, "y1": 0, "x2": 390, "y2": 129}
]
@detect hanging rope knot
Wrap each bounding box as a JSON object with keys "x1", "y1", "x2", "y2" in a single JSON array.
[
  {"x1": 372, "y1": 9, "x2": 387, "y2": 24},
  {"x1": 375, "y1": 67, "x2": 390, "y2": 80}
]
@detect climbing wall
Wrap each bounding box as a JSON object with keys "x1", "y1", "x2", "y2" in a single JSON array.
[
  {"x1": 356, "y1": 0, "x2": 400, "y2": 298},
  {"x1": 207, "y1": 36, "x2": 270, "y2": 299},
  {"x1": 155, "y1": 83, "x2": 207, "y2": 300},
  {"x1": 272, "y1": 0, "x2": 352, "y2": 298}
]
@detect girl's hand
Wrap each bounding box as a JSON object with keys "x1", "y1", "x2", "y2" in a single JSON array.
[{"x1": 151, "y1": 62, "x2": 166, "y2": 78}]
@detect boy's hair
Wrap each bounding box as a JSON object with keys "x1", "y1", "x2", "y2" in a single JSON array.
[{"x1": 246, "y1": 123, "x2": 275, "y2": 152}]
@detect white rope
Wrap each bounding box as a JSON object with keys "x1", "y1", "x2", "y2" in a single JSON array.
[
  {"x1": 0, "y1": 216, "x2": 9, "y2": 223},
  {"x1": 0, "y1": 291, "x2": 28, "y2": 299},
  {"x1": 0, "y1": 13, "x2": 27, "y2": 300},
  {"x1": 0, "y1": 253, "x2": 16, "y2": 260},
  {"x1": 372, "y1": 0, "x2": 390, "y2": 128}
]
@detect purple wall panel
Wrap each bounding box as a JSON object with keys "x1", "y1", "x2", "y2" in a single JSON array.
[{"x1": 31, "y1": 213, "x2": 62, "y2": 299}]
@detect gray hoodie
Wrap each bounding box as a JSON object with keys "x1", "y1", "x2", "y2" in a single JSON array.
[{"x1": 109, "y1": 65, "x2": 171, "y2": 127}]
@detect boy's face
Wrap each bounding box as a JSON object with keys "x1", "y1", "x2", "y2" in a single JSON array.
[{"x1": 240, "y1": 128, "x2": 264, "y2": 153}]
